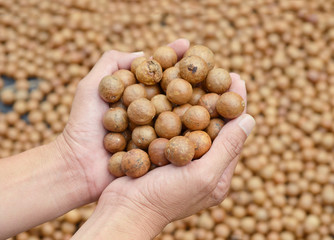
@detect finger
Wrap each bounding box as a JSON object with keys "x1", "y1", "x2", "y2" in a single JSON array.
[
  {"x1": 229, "y1": 73, "x2": 247, "y2": 114},
  {"x1": 84, "y1": 50, "x2": 144, "y2": 85},
  {"x1": 167, "y1": 38, "x2": 190, "y2": 60},
  {"x1": 199, "y1": 114, "x2": 255, "y2": 177},
  {"x1": 208, "y1": 157, "x2": 239, "y2": 206}
]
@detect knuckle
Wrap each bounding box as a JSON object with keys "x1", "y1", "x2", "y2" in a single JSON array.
[
  {"x1": 103, "y1": 50, "x2": 117, "y2": 59},
  {"x1": 222, "y1": 134, "x2": 244, "y2": 160},
  {"x1": 209, "y1": 177, "x2": 231, "y2": 206}
]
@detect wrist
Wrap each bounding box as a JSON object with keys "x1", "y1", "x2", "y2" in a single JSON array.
[
  {"x1": 73, "y1": 192, "x2": 169, "y2": 240},
  {"x1": 52, "y1": 133, "x2": 93, "y2": 207}
]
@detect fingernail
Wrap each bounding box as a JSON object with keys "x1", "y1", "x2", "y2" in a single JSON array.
[
  {"x1": 132, "y1": 51, "x2": 144, "y2": 56},
  {"x1": 238, "y1": 114, "x2": 255, "y2": 136}
]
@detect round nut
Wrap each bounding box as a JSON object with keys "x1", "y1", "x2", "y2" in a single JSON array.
[
  {"x1": 166, "y1": 78, "x2": 193, "y2": 105},
  {"x1": 136, "y1": 60, "x2": 163, "y2": 85},
  {"x1": 127, "y1": 98, "x2": 156, "y2": 125},
  {"x1": 102, "y1": 107, "x2": 128, "y2": 132},
  {"x1": 155, "y1": 111, "x2": 182, "y2": 139},
  {"x1": 98, "y1": 75, "x2": 124, "y2": 103},
  {"x1": 165, "y1": 136, "x2": 195, "y2": 166},
  {"x1": 121, "y1": 149, "x2": 151, "y2": 178},
  {"x1": 182, "y1": 106, "x2": 211, "y2": 130},
  {"x1": 179, "y1": 56, "x2": 209, "y2": 84},
  {"x1": 216, "y1": 92, "x2": 245, "y2": 119}
]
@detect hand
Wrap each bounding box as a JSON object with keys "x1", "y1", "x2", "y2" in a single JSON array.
[
  {"x1": 84, "y1": 74, "x2": 256, "y2": 239},
  {"x1": 56, "y1": 39, "x2": 191, "y2": 203}
]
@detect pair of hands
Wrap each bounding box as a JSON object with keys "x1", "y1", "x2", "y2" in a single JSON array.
[{"x1": 59, "y1": 39, "x2": 255, "y2": 238}]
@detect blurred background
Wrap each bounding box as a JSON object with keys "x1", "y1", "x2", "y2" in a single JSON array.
[{"x1": 1, "y1": 0, "x2": 334, "y2": 239}]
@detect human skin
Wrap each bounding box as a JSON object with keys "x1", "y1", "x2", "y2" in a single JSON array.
[{"x1": 0, "y1": 39, "x2": 255, "y2": 239}]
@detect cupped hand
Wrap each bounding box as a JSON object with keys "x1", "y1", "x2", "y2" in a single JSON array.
[
  {"x1": 57, "y1": 39, "x2": 191, "y2": 202},
  {"x1": 97, "y1": 73, "x2": 255, "y2": 238}
]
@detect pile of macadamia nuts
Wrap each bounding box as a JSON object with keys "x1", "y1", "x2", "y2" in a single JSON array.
[
  {"x1": 1, "y1": 0, "x2": 334, "y2": 239},
  {"x1": 100, "y1": 45, "x2": 244, "y2": 178}
]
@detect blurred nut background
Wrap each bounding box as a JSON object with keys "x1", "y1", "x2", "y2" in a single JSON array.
[{"x1": 1, "y1": 0, "x2": 334, "y2": 239}]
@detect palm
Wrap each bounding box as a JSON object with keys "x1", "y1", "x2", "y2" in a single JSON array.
[
  {"x1": 64, "y1": 84, "x2": 114, "y2": 199},
  {"x1": 102, "y1": 161, "x2": 206, "y2": 222}
]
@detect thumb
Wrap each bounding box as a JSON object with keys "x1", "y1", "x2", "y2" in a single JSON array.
[{"x1": 201, "y1": 114, "x2": 255, "y2": 176}]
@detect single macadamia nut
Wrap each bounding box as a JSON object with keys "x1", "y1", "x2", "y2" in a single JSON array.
[
  {"x1": 122, "y1": 84, "x2": 147, "y2": 106},
  {"x1": 153, "y1": 46, "x2": 178, "y2": 69},
  {"x1": 184, "y1": 45, "x2": 215, "y2": 70},
  {"x1": 198, "y1": 93, "x2": 220, "y2": 118},
  {"x1": 127, "y1": 98, "x2": 156, "y2": 125},
  {"x1": 205, "y1": 68, "x2": 232, "y2": 94},
  {"x1": 103, "y1": 133, "x2": 126, "y2": 153},
  {"x1": 136, "y1": 60, "x2": 163, "y2": 85},
  {"x1": 142, "y1": 84, "x2": 161, "y2": 100},
  {"x1": 179, "y1": 56, "x2": 209, "y2": 84},
  {"x1": 108, "y1": 151, "x2": 126, "y2": 177},
  {"x1": 98, "y1": 75, "x2": 124, "y2": 103},
  {"x1": 189, "y1": 88, "x2": 206, "y2": 105},
  {"x1": 151, "y1": 94, "x2": 172, "y2": 115},
  {"x1": 112, "y1": 69, "x2": 136, "y2": 88},
  {"x1": 161, "y1": 67, "x2": 180, "y2": 91},
  {"x1": 205, "y1": 118, "x2": 225, "y2": 140},
  {"x1": 148, "y1": 138, "x2": 170, "y2": 166},
  {"x1": 121, "y1": 149, "x2": 151, "y2": 178},
  {"x1": 165, "y1": 136, "x2": 195, "y2": 166},
  {"x1": 186, "y1": 131, "x2": 212, "y2": 159},
  {"x1": 102, "y1": 107, "x2": 128, "y2": 132},
  {"x1": 130, "y1": 56, "x2": 146, "y2": 74},
  {"x1": 216, "y1": 92, "x2": 245, "y2": 119},
  {"x1": 132, "y1": 125, "x2": 157, "y2": 149},
  {"x1": 182, "y1": 106, "x2": 211, "y2": 130},
  {"x1": 173, "y1": 104, "x2": 192, "y2": 119},
  {"x1": 166, "y1": 78, "x2": 193, "y2": 104},
  {"x1": 155, "y1": 111, "x2": 182, "y2": 139}
]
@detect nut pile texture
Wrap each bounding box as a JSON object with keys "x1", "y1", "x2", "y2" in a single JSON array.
[
  {"x1": 100, "y1": 45, "x2": 243, "y2": 178},
  {"x1": 1, "y1": 0, "x2": 334, "y2": 239}
]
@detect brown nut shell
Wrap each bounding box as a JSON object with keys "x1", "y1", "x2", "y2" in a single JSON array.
[
  {"x1": 136, "y1": 60, "x2": 163, "y2": 85},
  {"x1": 102, "y1": 107, "x2": 128, "y2": 132},
  {"x1": 155, "y1": 111, "x2": 182, "y2": 139},
  {"x1": 108, "y1": 151, "x2": 126, "y2": 177},
  {"x1": 131, "y1": 56, "x2": 146, "y2": 74},
  {"x1": 205, "y1": 118, "x2": 225, "y2": 141},
  {"x1": 103, "y1": 133, "x2": 126, "y2": 153},
  {"x1": 189, "y1": 88, "x2": 206, "y2": 105},
  {"x1": 153, "y1": 46, "x2": 178, "y2": 69},
  {"x1": 198, "y1": 93, "x2": 220, "y2": 118},
  {"x1": 161, "y1": 67, "x2": 180, "y2": 92},
  {"x1": 148, "y1": 138, "x2": 169, "y2": 166},
  {"x1": 122, "y1": 84, "x2": 147, "y2": 106},
  {"x1": 132, "y1": 125, "x2": 157, "y2": 149},
  {"x1": 205, "y1": 68, "x2": 232, "y2": 94},
  {"x1": 166, "y1": 78, "x2": 193, "y2": 105},
  {"x1": 179, "y1": 56, "x2": 209, "y2": 84},
  {"x1": 184, "y1": 45, "x2": 215, "y2": 70},
  {"x1": 98, "y1": 75, "x2": 124, "y2": 103},
  {"x1": 127, "y1": 140, "x2": 140, "y2": 151},
  {"x1": 121, "y1": 149, "x2": 151, "y2": 178},
  {"x1": 216, "y1": 92, "x2": 245, "y2": 119},
  {"x1": 127, "y1": 98, "x2": 156, "y2": 125},
  {"x1": 112, "y1": 69, "x2": 136, "y2": 88},
  {"x1": 165, "y1": 136, "x2": 195, "y2": 166},
  {"x1": 186, "y1": 131, "x2": 212, "y2": 159},
  {"x1": 151, "y1": 94, "x2": 173, "y2": 115},
  {"x1": 172, "y1": 104, "x2": 192, "y2": 119},
  {"x1": 142, "y1": 84, "x2": 161, "y2": 100},
  {"x1": 182, "y1": 106, "x2": 211, "y2": 130}
]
